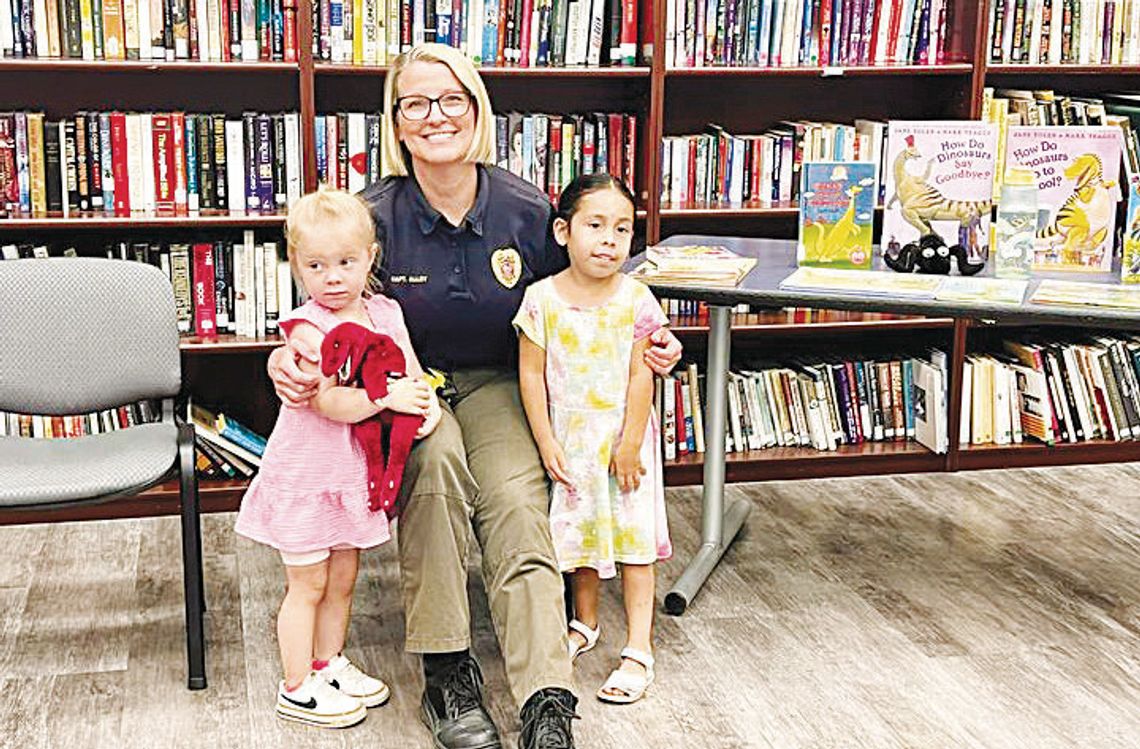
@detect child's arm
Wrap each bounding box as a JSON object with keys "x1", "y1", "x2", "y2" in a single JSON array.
[
  {"x1": 611, "y1": 335, "x2": 656, "y2": 493},
  {"x1": 518, "y1": 333, "x2": 572, "y2": 485}
]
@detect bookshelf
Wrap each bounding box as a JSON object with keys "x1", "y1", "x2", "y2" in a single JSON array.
[{"x1": 5, "y1": 0, "x2": 1140, "y2": 525}]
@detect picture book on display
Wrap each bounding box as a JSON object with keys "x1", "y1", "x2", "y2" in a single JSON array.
[
  {"x1": 1005, "y1": 126, "x2": 1124, "y2": 272},
  {"x1": 797, "y1": 162, "x2": 877, "y2": 270},
  {"x1": 1124, "y1": 181, "x2": 1140, "y2": 284},
  {"x1": 882, "y1": 121, "x2": 998, "y2": 264}
]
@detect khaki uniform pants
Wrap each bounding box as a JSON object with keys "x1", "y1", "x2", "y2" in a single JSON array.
[{"x1": 396, "y1": 368, "x2": 572, "y2": 706}]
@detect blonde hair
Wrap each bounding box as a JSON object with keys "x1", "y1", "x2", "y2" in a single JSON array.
[
  {"x1": 285, "y1": 186, "x2": 378, "y2": 273},
  {"x1": 382, "y1": 43, "x2": 496, "y2": 177}
]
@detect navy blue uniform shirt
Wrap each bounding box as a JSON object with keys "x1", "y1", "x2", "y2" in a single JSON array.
[{"x1": 360, "y1": 165, "x2": 568, "y2": 371}]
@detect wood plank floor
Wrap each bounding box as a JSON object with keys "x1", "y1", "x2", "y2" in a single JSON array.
[{"x1": 1, "y1": 463, "x2": 1137, "y2": 748}]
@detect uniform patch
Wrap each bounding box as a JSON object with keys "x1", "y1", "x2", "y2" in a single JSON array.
[{"x1": 491, "y1": 246, "x2": 522, "y2": 289}]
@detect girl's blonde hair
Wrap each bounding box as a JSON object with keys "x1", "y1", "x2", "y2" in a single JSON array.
[
  {"x1": 284, "y1": 186, "x2": 377, "y2": 271},
  {"x1": 382, "y1": 43, "x2": 496, "y2": 176}
]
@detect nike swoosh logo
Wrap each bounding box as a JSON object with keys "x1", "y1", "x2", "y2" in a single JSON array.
[{"x1": 281, "y1": 693, "x2": 318, "y2": 710}]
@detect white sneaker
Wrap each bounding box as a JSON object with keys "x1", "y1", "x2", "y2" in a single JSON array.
[
  {"x1": 276, "y1": 672, "x2": 367, "y2": 728},
  {"x1": 319, "y1": 654, "x2": 391, "y2": 708}
]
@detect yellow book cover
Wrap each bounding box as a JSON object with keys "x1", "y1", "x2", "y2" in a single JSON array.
[
  {"x1": 45, "y1": 0, "x2": 62, "y2": 56},
  {"x1": 374, "y1": 0, "x2": 386, "y2": 65},
  {"x1": 79, "y1": 0, "x2": 96, "y2": 60},
  {"x1": 122, "y1": 0, "x2": 140, "y2": 58},
  {"x1": 353, "y1": 0, "x2": 364, "y2": 64},
  {"x1": 1124, "y1": 181, "x2": 1140, "y2": 284},
  {"x1": 102, "y1": 0, "x2": 126, "y2": 59},
  {"x1": 27, "y1": 114, "x2": 46, "y2": 215}
]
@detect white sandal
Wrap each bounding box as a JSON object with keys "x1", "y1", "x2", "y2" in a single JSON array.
[
  {"x1": 596, "y1": 647, "x2": 655, "y2": 704},
  {"x1": 567, "y1": 619, "x2": 600, "y2": 661}
]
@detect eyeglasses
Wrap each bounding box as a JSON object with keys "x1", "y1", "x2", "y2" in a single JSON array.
[{"x1": 394, "y1": 92, "x2": 473, "y2": 121}]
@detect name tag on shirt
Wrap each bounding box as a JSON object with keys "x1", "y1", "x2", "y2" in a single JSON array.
[{"x1": 389, "y1": 274, "x2": 430, "y2": 285}]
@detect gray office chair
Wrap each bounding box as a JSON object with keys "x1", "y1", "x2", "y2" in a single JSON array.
[{"x1": 0, "y1": 257, "x2": 206, "y2": 690}]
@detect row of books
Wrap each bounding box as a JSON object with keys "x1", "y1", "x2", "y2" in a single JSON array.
[
  {"x1": 312, "y1": 109, "x2": 638, "y2": 200},
  {"x1": 660, "y1": 118, "x2": 887, "y2": 207},
  {"x1": 189, "y1": 401, "x2": 265, "y2": 477},
  {"x1": 0, "y1": 110, "x2": 302, "y2": 217},
  {"x1": 656, "y1": 296, "x2": 925, "y2": 324},
  {"x1": 665, "y1": 0, "x2": 951, "y2": 69},
  {"x1": 310, "y1": 0, "x2": 640, "y2": 67},
  {"x1": 0, "y1": 0, "x2": 299, "y2": 61},
  {"x1": 988, "y1": 0, "x2": 1140, "y2": 65},
  {"x1": 984, "y1": 88, "x2": 1140, "y2": 183},
  {"x1": 494, "y1": 110, "x2": 637, "y2": 199},
  {"x1": 0, "y1": 232, "x2": 297, "y2": 338},
  {"x1": 966, "y1": 337, "x2": 1140, "y2": 446},
  {"x1": 657, "y1": 351, "x2": 950, "y2": 460},
  {"x1": 0, "y1": 400, "x2": 160, "y2": 439}
]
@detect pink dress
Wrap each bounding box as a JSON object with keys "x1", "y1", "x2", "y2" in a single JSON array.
[{"x1": 234, "y1": 295, "x2": 422, "y2": 556}]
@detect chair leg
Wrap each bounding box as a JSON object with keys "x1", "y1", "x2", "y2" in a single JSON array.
[{"x1": 178, "y1": 424, "x2": 207, "y2": 690}]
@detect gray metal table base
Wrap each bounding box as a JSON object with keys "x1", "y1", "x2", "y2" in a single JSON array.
[{"x1": 664, "y1": 304, "x2": 752, "y2": 615}]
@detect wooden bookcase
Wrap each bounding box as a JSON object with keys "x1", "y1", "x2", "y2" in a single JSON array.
[{"x1": 4, "y1": 0, "x2": 1140, "y2": 525}]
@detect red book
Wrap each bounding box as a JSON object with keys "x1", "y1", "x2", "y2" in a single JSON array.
[
  {"x1": 819, "y1": 0, "x2": 833, "y2": 65},
  {"x1": 0, "y1": 115, "x2": 16, "y2": 213},
  {"x1": 547, "y1": 118, "x2": 562, "y2": 202},
  {"x1": 172, "y1": 112, "x2": 188, "y2": 215},
  {"x1": 623, "y1": 114, "x2": 636, "y2": 193},
  {"x1": 497, "y1": 0, "x2": 509, "y2": 66},
  {"x1": 674, "y1": 377, "x2": 688, "y2": 455},
  {"x1": 686, "y1": 139, "x2": 697, "y2": 204},
  {"x1": 110, "y1": 112, "x2": 130, "y2": 216},
  {"x1": 188, "y1": 0, "x2": 199, "y2": 59},
  {"x1": 220, "y1": 0, "x2": 231, "y2": 61},
  {"x1": 283, "y1": 0, "x2": 297, "y2": 61},
  {"x1": 887, "y1": 0, "x2": 905, "y2": 64},
  {"x1": 151, "y1": 114, "x2": 176, "y2": 215},
  {"x1": 519, "y1": 0, "x2": 533, "y2": 66},
  {"x1": 630, "y1": 0, "x2": 644, "y2": 65},
  {"x1": 607, "y1": 113, "x2": 622, "y2": 177},
  {"x1": 844, "y1": 361, "x2": 864, "y2": 442},
  {"x1": 192, "y1": 242, "x2": 219, "y2": 338},
  {"x1": 51, "y1": 416, "x2": 66, "y2": 438}
]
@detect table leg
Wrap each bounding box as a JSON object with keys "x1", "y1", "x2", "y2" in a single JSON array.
[{"x1": 664, "y1": 304, "x2": 752, "y2": 615}]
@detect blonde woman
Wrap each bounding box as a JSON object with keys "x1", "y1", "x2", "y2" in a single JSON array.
[{"x1": 268, "y1": 43, "x2": 681, "y2": 749}]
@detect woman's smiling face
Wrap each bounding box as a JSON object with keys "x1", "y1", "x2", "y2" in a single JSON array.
[{"x1": 394, "y1": 61, "x2": 477, "y2": 170}]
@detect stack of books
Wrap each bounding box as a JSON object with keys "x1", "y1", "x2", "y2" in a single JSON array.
[{"x1": 632, "y1": 244, "x2": 757, "y2": 286}]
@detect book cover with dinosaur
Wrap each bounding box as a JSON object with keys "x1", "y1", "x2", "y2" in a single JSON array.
[
  {"x1": 797, "y1": 162, "x2": 877, "y2": 269},
  {"x1": 1121, "y1": 180, "x2": 1140, "y2": 284},
  {"x1": 882, "y1": 121, "x2": 999, "y2": 265},
  {"x1": 1005, "y1": 126, "x2": 1124, "y2": 272}
]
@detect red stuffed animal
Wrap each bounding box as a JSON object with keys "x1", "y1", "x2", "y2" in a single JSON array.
[{"x1": 320, "y1": 322, "x2": 424, "y2": 516}]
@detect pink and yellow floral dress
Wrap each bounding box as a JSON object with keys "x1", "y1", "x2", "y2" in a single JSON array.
[{"x1": 513, "y1": 275, "x2": 672, "y2": 579}]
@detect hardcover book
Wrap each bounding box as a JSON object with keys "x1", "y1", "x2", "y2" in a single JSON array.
[
  {"x1": 882, "y1": 121, "x2": 998, "y2": 263},
  {"x1": 1005, "y1": 125, "x2": 1124, "y2": 272},
  {"x1": 797, "y1": 161, "x2": 877, "y2": 269},
  {"x1": 1123, "y1": 180, "x2": 1140, "y2": 284}
]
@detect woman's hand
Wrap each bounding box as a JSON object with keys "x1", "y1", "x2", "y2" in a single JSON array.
[
  {"x1": 377, "y1": 377, "x2": 433, "y2": 416},
  {"x1": 644, "y1": 327, "x2": 682, "y2": 376},
  {"x1": 538, "y1": 440, "x2": 573, "y2": 486},
  {"x1": 268, "y1": 340, "x2": 321, "y2": 406},
  {"x1": 610, "y1": 442, "x2": 646, "y2": 493},
  {"x1": 415, "y1": 391, "x2": 442, "y2": 439}
]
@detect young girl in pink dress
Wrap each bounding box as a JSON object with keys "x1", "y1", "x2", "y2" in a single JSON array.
[
  {"x1": 235, "y1": 187, "x2": 441, "y2": 729},
  {"x1": 514, "y1": 174, "x2": 671, "y2": 705}
]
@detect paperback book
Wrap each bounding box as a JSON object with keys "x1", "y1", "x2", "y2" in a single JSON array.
[
  {"x1": 1124, "y1": 181, "x2": 1140, "y2": 284},
  {"x1": 1005, "y1": 126, "x2": 1124, "y2": 272},
  {"x1": 797, "y1": 162, "x2": 877, "y2": 270},
  {"x1": 633, "y1": 244, "x2": 757, "y2": 286},
  {"x1": 882, "y1": 121, "x2": 998, "y2": 263}
]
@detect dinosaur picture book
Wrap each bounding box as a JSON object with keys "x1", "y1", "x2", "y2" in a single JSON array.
[
  {"x1": 1122, "y1": 181, "x2": 1140, "y2": 284},
  {"x1": 882, "y1": 121, "x2": 999, "y2": 265},
  {"x1": 1005, "y1": 126, "x2": 1124, "y2": 272},
  {"x1": 797, "y1": 162, "x2": 877, "y2": 270}
]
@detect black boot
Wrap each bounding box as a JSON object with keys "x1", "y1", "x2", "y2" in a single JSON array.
[
  {"x1": 518, "y1": 688, "x2": 578, "y2": 749},
  {"x1": 420, "y1": 655, "x2": 502, "y2": 749}
]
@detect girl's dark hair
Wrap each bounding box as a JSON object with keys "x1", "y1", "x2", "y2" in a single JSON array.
[{"x1": 554, "y1": 173, "x2": 636, "y2": 222}]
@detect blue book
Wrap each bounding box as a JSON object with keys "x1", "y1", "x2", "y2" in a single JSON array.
[
  {"x1": 483, "y1": 2, "x2": 499, "y2": 63},
  {"x1": 797, "y1": 161, "x2": 877, "y2": 269},
  {"x1": 216, "y1": 413, "x2": 268, "y2": 456},
  {"x1": 184, "y1": 115, "x2": 198, "y2": 212},
  {"x1": 100, "y1": 113, "x2": 115, "y2": 212},
  {"x1": 315, "y1": 116, "x2": 327, "y2": 183},
  {"x1": 902, "y1": 360, "x2": 915, "y2": 437}
]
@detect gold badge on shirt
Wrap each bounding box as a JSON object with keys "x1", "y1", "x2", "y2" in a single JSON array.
[{"x1": 491, "y1": 246, "x2": 522, "y2": 289}]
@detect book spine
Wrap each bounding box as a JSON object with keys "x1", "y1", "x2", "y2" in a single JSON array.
[{"x1": 191, "y1": 242, "x2": 218, "y2": 337}]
